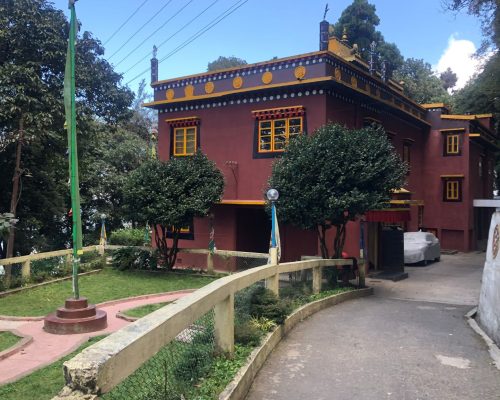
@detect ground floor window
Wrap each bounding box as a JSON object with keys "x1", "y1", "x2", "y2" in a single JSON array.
[{"x1": 442, "y1": 177, "x2": 463, "y2": 202}]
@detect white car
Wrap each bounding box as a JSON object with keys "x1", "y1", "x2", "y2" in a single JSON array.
[{"x1": 404, "y1": 231, "x2": 441, "y2": 265}]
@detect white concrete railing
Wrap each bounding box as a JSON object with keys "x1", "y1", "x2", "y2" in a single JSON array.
[
  {"x1": 0, "y1": 245, "x2": 103, "y2": 280},
  {"x1": 58, "y1": 256, "x2": 353, "y2": 397}
]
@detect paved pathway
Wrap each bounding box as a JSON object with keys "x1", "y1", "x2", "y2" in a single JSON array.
[
  {"x1": 246, "y1": 253, "x2": 500, "y2": 400},
  {"x1": 0, "y1": 291, "x2": 192, "y2": 384}
]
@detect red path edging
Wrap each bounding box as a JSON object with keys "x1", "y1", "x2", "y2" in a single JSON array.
[{"x1": 0, "y1": 329, "x2": 33, "y2": 361}]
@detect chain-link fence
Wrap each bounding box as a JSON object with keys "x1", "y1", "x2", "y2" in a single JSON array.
[{"x1": 103, "y1": 311, "x2": 216, "y2": 400}]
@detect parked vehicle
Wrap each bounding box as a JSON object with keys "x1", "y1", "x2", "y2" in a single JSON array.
[{"x1": 404, "y1": 231, "x2": 441, "y2": 265}]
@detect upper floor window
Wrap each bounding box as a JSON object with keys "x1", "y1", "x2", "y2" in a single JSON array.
[
  {"x1": 441, "y1": 176, "x2": 463, "y2": 202},
  {"x1": 166, "y1": 116, "x2": 200, "y2": 157},
  {"x1": 258, "y1": 117, "x2": 302, "y2": 153},
  {"x1": 174, "y1": 127, "x2": 197, "y2": 156},
  {"x1": 441, "y1": 129, "x2": 464, "y2": 156},
  {"x1": 252, "y1": 106, "x2": 306, "y2": 158},
  {"x1": 363, "y1": 117, "x2": 382, "y2": 129},
  {"x1": 445, "y1": 134, "x2": 460, "y2": 155}
]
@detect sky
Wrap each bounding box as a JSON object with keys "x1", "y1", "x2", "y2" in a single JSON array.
[{"x1": 50, "y1": 0, "x2": 486, "y2": 93}]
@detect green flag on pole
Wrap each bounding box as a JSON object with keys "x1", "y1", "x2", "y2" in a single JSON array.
[{"x1": 64, "y1": 0, "x2": 83, "y2": 299}]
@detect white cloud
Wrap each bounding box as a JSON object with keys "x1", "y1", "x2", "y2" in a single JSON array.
[{"x1": 434, "y1": 35, "x2": 491, "y2": 90}]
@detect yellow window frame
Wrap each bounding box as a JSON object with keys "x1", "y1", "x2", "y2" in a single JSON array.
[
  {"x1": 446, "y1": 134, "x2": 459, "y2": 154},
  {"x1": 446, "y1": 180, "x2": 459, "y2": 200},
  {"x1": 258, "y1": 116, "x2": 303, "y2": 153},
  {"x1": 173, "y1": 126, "x2": 197, "y2": 156}
]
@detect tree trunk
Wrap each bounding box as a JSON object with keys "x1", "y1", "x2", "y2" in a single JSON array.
[
  {"x1": 5, "y1": 116, "x2": 24, "y2": 288},
  {"x1": 317, "y1": 224, "x2": 329, "y2": 259},
  {"x1": 332, "y1": 222, "x2": 347, "y2": 259}
]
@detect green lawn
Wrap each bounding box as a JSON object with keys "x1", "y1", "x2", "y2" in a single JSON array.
[
  {"x1": 0, "y1": 332, "x2": 21, "y2": 353},
  {"x1": 0, "y1": 336, "x2": 105, "y2": 400},
  {"x1": 122, "y1": 302, "x2": 171, "y2": 319},
  {"x1": 0, "y1": 269, "x2": 216, "y2": 317}
]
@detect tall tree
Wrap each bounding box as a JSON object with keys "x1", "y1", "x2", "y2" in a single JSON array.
[
  {"x1": 331, "y1": 0, "x2": 404, "y2": 77},
  {"x1": 207, "y1": 56, "x2": 247, "y2": 71},
  {"x1": 269, "y1": 124, "x2": 406, "y2": 259},
  {"x1": 124, "y1": 152, "x2": 224, "y2": 269},
  {"x1": 0, "y1": 0, "x2": 134, "y2": 259},
  {"x1": 440, "y1": 67, "x2": 458, "y2": 91},
  {"x1": 393, "y1": 58, "x2": 451, "y2": 104}
]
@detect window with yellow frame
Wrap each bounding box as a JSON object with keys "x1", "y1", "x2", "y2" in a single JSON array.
[
  {"x1": 443, "y1": 179, "x2": 462, "y2": 202},
  {"x1": 173, "y1": 126, "x2": 197, "y2": 156},
  {"x1": 258, "y1": 117, "x2": 303, "y2": 153},
  {"x1": 444, "y1": 134, "x2": 460, "y2": 156},
  {"x1": 166, "y1": 224, "x2": 194, "y2": 240}
]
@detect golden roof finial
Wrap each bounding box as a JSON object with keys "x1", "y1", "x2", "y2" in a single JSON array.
[{"x1": 341, "y1": 26, "x2": 348, "y2": 43}]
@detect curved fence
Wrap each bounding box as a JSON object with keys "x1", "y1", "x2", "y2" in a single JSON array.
[{"x1": 56, "y1": 256, "x2": 353, "y2": 398}]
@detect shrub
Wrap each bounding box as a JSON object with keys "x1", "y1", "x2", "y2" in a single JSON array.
[
  {"x1": 234, "y1": 320, "x2": 262, "y2": 346},
  {"x1": 111, "y1": 247, "x2": 158, "y2": 270},
  {"x1": 249, "y1": 286, "x2": 291, "y2": 325},
  {"x1": 172, "y1": 343, "x2": 213, "y2": 384},
  {"x1": 108, "y1": 228, "x2": 146, "y2": 246}
]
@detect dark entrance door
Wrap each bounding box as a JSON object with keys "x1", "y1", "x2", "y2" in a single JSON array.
[{"x1": 236, "y1": 207, "x2": 271, "y2": 253}]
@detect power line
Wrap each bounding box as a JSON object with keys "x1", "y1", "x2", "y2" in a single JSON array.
[
  {"x1": 122, "y1": 0, "x2": 220, "y2": 76},
  {"x1": 104, "y1": 0, "x2": 149, "y2": 45},
  {"x1": 108, "y1": 0, "x2": 174, "y2": 61},
  {"x1": 125, "y1": 0, "x2": 248, "y2": 86},
  {"x1": 114, "y1": 0, "x2": 195, "y2": 67}
]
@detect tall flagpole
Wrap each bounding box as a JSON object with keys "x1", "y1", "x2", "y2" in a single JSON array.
[{"x1": 65, "y1": 0, "x2": 83, "y2": 299}]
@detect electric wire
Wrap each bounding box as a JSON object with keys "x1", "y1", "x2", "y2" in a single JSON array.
[
  {"x1": 108, "y1": 0, "x2": 174, "y2": 60},
  {"x1": 125, "y1": 0, "x2": 248, "y2": 86},
  {"x1": 122, "y1": 0, "x2": 220, "y2": 76},
  {"x1": 114, "y1": 0, "x2": 194, "y2": 67},
  {"x1": 103, "y1": 0, "x2": 149, "y2": 45}
]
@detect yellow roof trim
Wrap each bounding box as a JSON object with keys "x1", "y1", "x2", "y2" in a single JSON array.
[
  {"x1": 219, "y1": 200, "x2": 266, "y2": 206},
  {"x1": 421, "y1": 103, "x2": 448, "y2": 109},
  {"x1": 390, "y1": 199, "x2": 424, "y2": 205},
  {"x1": 468, "y1": 133, "x2": 481, "y2": 137},
  {"x1": 144, "y1": 77, "x2": 334, "y2": 107},
  {"x1": 439, "y1": 128, "x2": 465, "y2": 132},
  {"x1": 441, "y1": 114, "x2": 493, "y2": 120},
  {"x1": 440, "y1": 174, "x2": 465, "y2": 178}
]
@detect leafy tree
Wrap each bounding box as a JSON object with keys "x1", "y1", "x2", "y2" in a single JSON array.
[
  {"x1": 124, "y1": 152, "x2": 224, "y2": 269},
  {"x1": 440, "y1": 67, "x2": 458, "y2": 91},
  {"x1": 0, "y1": 0, "x2": 135, "y2": 260},
  {"x1": 207, "y1": 56, "x2": 247, "y2": 71},
  {"x1": 331, "y1": 0, "x2": 403, "y2": 77},
  {"x1": 444, "y1": 0, "x2": 499, "y2": 53},
  {"x1": 269, "y1": 124, "x2": 406, "y2": 259},
  {"x1": 393, "y1": 58, "x2": 451, "y2": 104}
]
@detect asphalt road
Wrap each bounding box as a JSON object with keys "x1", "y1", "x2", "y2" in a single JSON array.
[{"x1": 245, "y1": 253, "x2": 500, "y2": 400}]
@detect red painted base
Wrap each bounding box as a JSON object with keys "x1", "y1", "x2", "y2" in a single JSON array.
[{"x1": 43, "y1": 297, "x2": 107, "y2": 335}]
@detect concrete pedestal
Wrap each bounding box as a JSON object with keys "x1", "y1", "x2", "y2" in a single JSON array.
[{"x1": 44, "y1": 297, "x2": 107, "y2": 335}]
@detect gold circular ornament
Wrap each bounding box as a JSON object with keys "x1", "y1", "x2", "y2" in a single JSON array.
[
  {"x1": 233, "y1": 76, "x2": 243, "y2": 89},
  {"x1": 184, "y1": 85, "x2": 195, "y2": 97},
  {"x1": 205, "y1": 81, "x2": 215, "y2": 94},
  {"x1": 294, "y1": 66, "x2": 306, "y2": 80},
  {"x1": 334, "y1": 68, "x2": 341, "y2": 80},
  {"x1": 351, "y1": 76, "x2": 357, "y2": 87},
  {"x1": 262, "y1": 71, "x2": 273, "y2": 84},
  {"x1": 492, "y1": 224, "x2": 500, "y2": 259},
  {"x1": 166, "y1": 89, "x2": 175, "y2": 100}
]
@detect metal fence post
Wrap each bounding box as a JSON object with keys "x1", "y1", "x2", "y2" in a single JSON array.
[{"x1": 214, "y1": 293, "x2": 234, "y2": 356}]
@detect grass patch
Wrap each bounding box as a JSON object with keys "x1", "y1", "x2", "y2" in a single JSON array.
[
  {"x1": 0, "y1": 268, "x2": 216, "y2": 317},
  {"x1": 0, "y1": 335, "x2": 105, "y2": 400},
  {"x1": 0, "y1": 332, "x2": 21, "y2": 353},
  {"x1": 122, "y1": 302, "x2": 171, "y2": 319}
]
